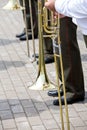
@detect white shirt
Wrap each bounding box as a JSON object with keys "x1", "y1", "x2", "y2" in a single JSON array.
[{"x1": 55, "y1": 0, "x2": 87, "y2": 35}]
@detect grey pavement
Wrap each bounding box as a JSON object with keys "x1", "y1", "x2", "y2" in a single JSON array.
[{"x1": 0, "y1": 0, "x2": 87, "y2": 130}]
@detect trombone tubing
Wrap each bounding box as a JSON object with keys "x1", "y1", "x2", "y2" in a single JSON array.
[
  {"x1": 38, "y1": 0, "x2": 70, "y2": 129},
  {"x1": 21, "y1": 0, "x2": 36, "y2": 59}
]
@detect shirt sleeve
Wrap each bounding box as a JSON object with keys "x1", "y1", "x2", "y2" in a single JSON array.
[{"x1": 55, "y1": 0, "x2": 87, "y2": 18}]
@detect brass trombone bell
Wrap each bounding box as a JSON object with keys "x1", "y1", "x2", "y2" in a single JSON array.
[
  {"x1": 29, "y1": 73, "x2": 55, "y2": 90},
  {"x1": 3, "y1": 0, "x2": 25, "y2": 10}
]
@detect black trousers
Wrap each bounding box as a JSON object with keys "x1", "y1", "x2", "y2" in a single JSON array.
[{"x1": 56, "y1": 17, "x2": 85, "y2": 96}]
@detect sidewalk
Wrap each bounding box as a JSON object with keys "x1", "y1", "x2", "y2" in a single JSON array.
[{"x1": 0, "y1": 1, "x2": 87, "y2": 130}]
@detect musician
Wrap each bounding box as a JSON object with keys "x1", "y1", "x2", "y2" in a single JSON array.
[
  {"x1": 45, "y1": 0, "x2": 87, "y2": 46},
  {"x1": 47, "y1": 16, "x2": 85, "y2": 105},
  {"x1": 33, "y1": 0, "x2": 55, "y2": 64},
  {"x1": 37, "y1": 0, "x2": 54, "y2": 64},
  {"x1": 44, "y1": 0, "x2": 85, "y2": 105},
  {"x1": 16, "y1": 0, "x2": 38, "y2": 41},
  {"x1": 16, "y1": 0, "x2": 54, "y2": 64}
]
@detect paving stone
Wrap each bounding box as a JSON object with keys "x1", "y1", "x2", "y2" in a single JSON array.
[
  {"x1": 39, "y1": 110, "x2": 53, "y2": 120},
  {"x1": 34, "y1": 102, "x2": 48, "y2": 111},
  {"x1": 21, "y1": 99, "x2": 34, "y2": 108},
  {"x1": 28, "y1": 116, "x2": 42, "y2": 126},
  {"x1": 0, "y1": 102, "x2": 10, "y2": 111},
  {"x1": 31, "y1": 125, "x2": 46, "y2": 130},
  {"x1": 75, "y1": 127, "x2": 87, "y2": 130},
  {"x1": 43, "y1": 119, "x2": 59, "y2": 129},
  {"x1": 0, "y1": 110, "x2": 13, "y2": 120},
  {"x1": 16, "y1": 122, "x2": 31, "y2": 130},
  {"x1": 2, "y1": 119, "x2": 16, "y2": 129},
  {"x1": 14, "y1": 113, "x2": 27, "y2": 123},
  {"x1": 24, "y1": 107, "x2": 38, "y2": 117},
  {"x1": 78, "y1": 111, "x2": 87, "y2": 121},
  {"x1": 0, "y1": 125, "x2": 3, "y2": 130},
  {"x1": 11, "y1": 104, "x2": 24, "y2": 114},
  {"x1": 70, "y1": 117, "x2": 85, "y2": 127}
]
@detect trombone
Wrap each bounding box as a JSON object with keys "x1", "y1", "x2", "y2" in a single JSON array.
[
  {"x1": 3, "y1": 0, "x2": 24, "y2": 10},
  {"x1": 22, "y1": 0, "x2": 36, "y2": 61},
  {"x1": 29, "y1": 0, "x2": 70, "y2": 130},
  {"x1": 28, "y1": 0, "x2": 56, "y2": 90},
  {"x1": 3, "y1": 0, "x2": 36, "y2": 61}
]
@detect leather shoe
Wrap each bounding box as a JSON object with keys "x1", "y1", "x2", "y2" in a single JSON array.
[
  {"x1": 53, "y1": 92, "x2": 85, "y2": 105},
  {"x1": 20, "y1": 34, "x2": 38, "y2": 41},
  {"x1": 37, "y1": 56, "x2": 54, "y2": 64},
  {"x1": 32, "y1": 53, "x2": 39, "y2": 58},
  {"x1": 16, "y1": 32, "x2": 25, "y2": 38},
  {"x1": 44, "y1": 57, "x2": 54, "y2": 64},
  {"x1": 47, "y1": 89, "x2": 63, "y2": 97}
]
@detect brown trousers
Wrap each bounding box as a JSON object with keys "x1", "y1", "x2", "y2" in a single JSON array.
[
  {"x1": 19, "y1": 0, "x2": 38, "y2": 35},
  {"x1": 83, "y1": 35, "x2": 87, "y2": 47},
  {"x1": 56, "y1": 17, "x2": 85, "y2": 96}
]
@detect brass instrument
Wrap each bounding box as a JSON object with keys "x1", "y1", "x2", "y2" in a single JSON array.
[
  {"x1": 54, "y1": 17, "x2": 70, "y2": 130},
  {"x1": 29, "y1": 0, "x2": 70, "y2": 130},
  {"x1": 28, "y1": 0, "x2": 55, "y2": 90},
  {"x1": 3, "y1": 0, "x2": 36, "y2": 61},
  {"x1": 3, "y1": 0, "x2": 24, "y2": 10},
  {"x1": 22, "y1": 0, "x2": 36, "y2": 60},
  {"x1": 28, "y1": 0, "x2": 36, "y2": 61}
]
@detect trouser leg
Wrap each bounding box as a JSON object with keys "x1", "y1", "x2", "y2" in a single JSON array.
[
  {"x1": 19, "y1": 0, "x2": 38, "y2": 34},
  {"x1": 56, "y1": 17, "x2": 85, "y2": 95},
  {"x1": 83, "y1": 35, "x2": 87, "y2": 47},
  {"x1": 43, "y1": 38, "x2": 53, "y2": 54},
  {"x1": 41, "y1": 0, "x2": 53, "y2": 55}
]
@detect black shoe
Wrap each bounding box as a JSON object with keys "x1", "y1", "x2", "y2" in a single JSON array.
[
  {"x1": 32, "y1": 53, "x2": 39, "y2": 58},
  {"x1": 44, "y1": 57, "x2": 54, "y2": 64},
  {"x1": 48, "y1": 84, "x2": 65, "y2": 97},
  {"x1": 53, "y1": 92, "x2": 85, "y2": 105},
  {"x1": 37, "y1": 57, "x2": 54, "y2": 64},
  {"x1": 16, "y1": 32, "x2": 25, "y2": 38},
  {"x1": 20, "y1": 34, "x2": 38, "y2": 41},
  {"x1": 48, "y1": 89, "x2": 63, "y2": 97}
]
